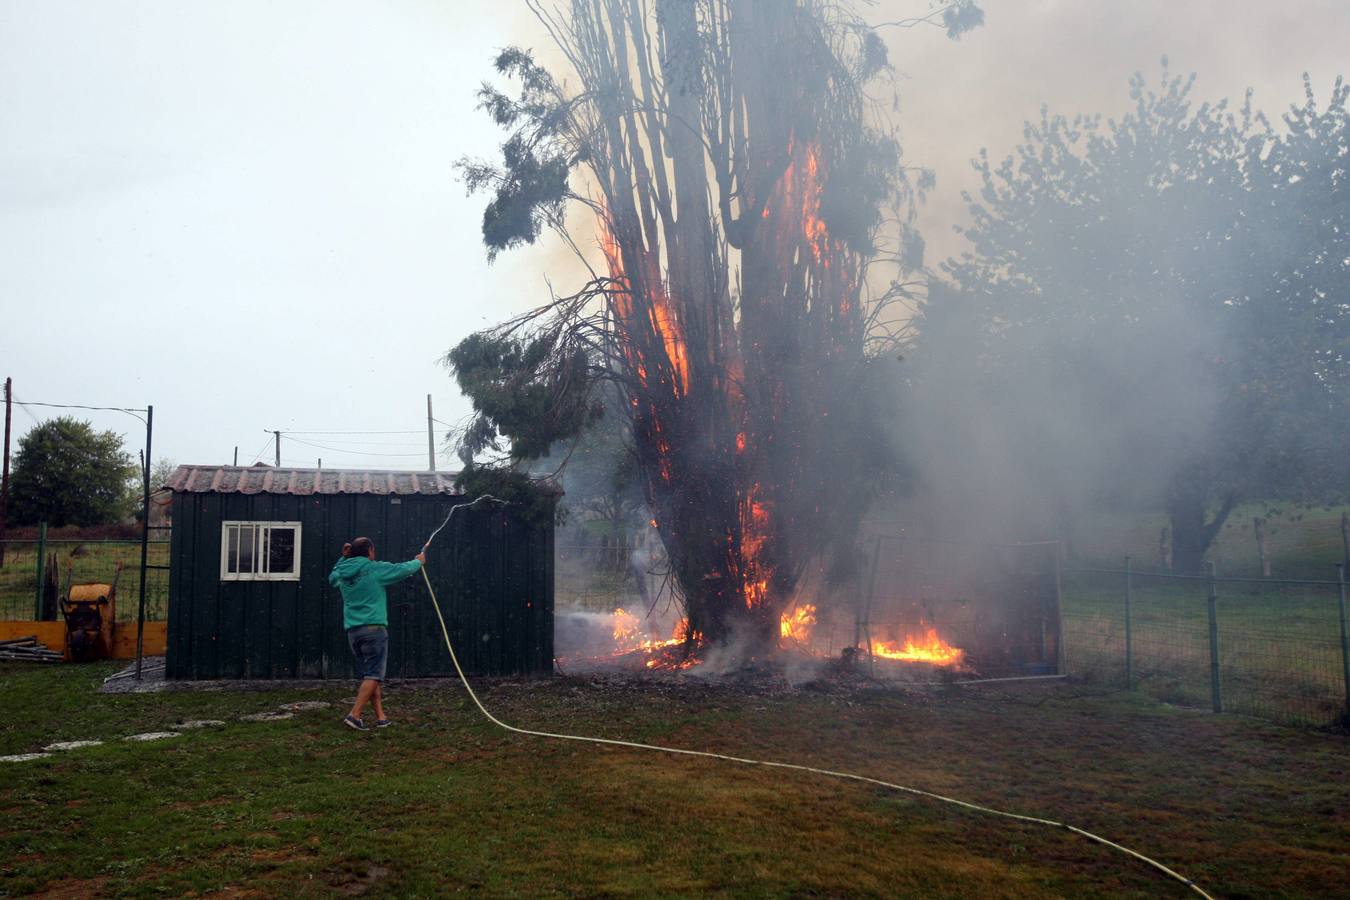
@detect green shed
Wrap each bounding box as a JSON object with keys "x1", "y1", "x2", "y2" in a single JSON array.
[{"x1": 162, "y1": 465, "x2": 555, "y2": 680}]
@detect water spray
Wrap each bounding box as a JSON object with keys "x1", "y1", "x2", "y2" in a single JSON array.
[
  {"x1": 415, "y1": 496, "x2": 1212, "y2": 899},
  {"x1": 421, "y1": 494, "x2": 507, "y2": 554}
]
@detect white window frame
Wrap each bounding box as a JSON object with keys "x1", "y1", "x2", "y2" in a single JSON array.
[{"x1": 220, "y1": 521, "x2": 302, "y2": 581}]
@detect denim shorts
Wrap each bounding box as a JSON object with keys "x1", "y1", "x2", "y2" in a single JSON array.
[{"x1": 347, "y1": 624, "x2": 388, "y2": 682}]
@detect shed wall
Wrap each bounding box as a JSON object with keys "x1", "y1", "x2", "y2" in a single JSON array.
[{"x1": 165, "y1": 493, "x2": 553, "y2": 679}]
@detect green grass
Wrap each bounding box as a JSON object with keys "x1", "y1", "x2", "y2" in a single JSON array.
[
  {"x1": 1063, "y1": 572, "x2": 1349, "y2": 726},
  {"x1": 0, "y1": 541, "x2": 169, "y2": 622},
  {"x1": 2, "y1": 664, "x2": 1347, "y2": 897}
]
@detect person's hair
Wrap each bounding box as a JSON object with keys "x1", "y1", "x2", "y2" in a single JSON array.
[{"x1": 345, "y1": 537, "x2": 374, "y2": 558}]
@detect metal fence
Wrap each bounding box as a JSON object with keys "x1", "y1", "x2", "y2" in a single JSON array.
[
  {"x1": 1063, "y1": 562, "x2": 1350, "y2": 727},
  {"x1": 556, "y1": 540, "x2": 671, "y2": 613},
  {"x1": 0, "y1": 538, "x2": 171, "y2": 623}
]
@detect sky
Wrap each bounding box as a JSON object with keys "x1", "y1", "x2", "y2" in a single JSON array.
[{"x1": 2, "y1": 0, "x2": 1347, "y2": 475}]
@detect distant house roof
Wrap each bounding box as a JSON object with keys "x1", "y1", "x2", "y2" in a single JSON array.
[{"x1": 165, "y1": 465, "x2": 465, "y2": 497}]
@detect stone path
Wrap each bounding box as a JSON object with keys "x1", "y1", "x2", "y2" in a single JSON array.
[{"x1": 0, "y1": 701, "x2": 334, "y2": 763}]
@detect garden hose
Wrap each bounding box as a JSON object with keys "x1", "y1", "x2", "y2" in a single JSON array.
[{"x1": 417, "y1": 547, "x2": 1213, "y2": 899}]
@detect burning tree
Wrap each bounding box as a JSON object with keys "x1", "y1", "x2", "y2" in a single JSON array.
[{"x1": 449, "y1": 1, "x2": 981, "y2": 654}]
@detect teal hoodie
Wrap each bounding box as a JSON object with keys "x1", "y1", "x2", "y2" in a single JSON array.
[{"x1": 329, "y1": 555, "x2": 423, "y2": 630}]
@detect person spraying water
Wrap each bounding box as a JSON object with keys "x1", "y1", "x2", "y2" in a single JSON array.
[
  {"x1": 328, "y1": 496, "x2": 504, "y2": 732},
  {"x1": 330, "y1": 537, "x2": 425, "y2": 731}
]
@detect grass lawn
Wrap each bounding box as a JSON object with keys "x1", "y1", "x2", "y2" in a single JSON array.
[{"x1": 1, "y1": 664, "x2": 1347, "y2": 898}]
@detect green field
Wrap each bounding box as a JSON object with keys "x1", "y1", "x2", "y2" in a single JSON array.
[
  {"x1": 0, "y1": 540, "x2": 169, "y2": 622},
  {"x1": 1, "y1": 664, "x2": 1346, "y2": 897}
]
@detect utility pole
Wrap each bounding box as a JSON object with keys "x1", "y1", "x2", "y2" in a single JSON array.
[
  {"x1": 0, "y1": 377, "x2": 10, "y2": 567},
  {"x1": 233, "y1": 446, "x2": 238, "y2": 466},
  {"x1": 426, "y1": 394, "x2": 436, "y2": 472},
  {"x1": 273, "y1": 430, "x2": 281, "y2": 467}
]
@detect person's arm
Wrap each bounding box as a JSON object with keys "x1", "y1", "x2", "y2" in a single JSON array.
[
  {"x1": 328, "y1": 559, "x2": 345, "y2": 587},
  {"x1": 371, "y1": 554, "x2": 425, "y2": 584}
]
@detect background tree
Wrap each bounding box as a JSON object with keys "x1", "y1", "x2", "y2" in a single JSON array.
[
  {"x1": 150, "y1": 457, "x2": 178, "y2": 491},
  {"x1": 9, "y1": 417, "x2": 140, "y2": 527},
  {"x1": 449, "y1": 0, "x2": 979, "y2": 650},
  {"x1": 919, "y1": 65, "x2": 1349, "y2": 572},
  {"x1": 531, "y1": 385, "x2": 646, "y2": 541}
]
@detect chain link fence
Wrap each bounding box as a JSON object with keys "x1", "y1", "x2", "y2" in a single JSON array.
[
  {"x1": 1063, "y1": 563, "x2": 1350, "y2": 727},
  {"x1": 0, "y1": 537, "x2": 170, "y2": 622}
]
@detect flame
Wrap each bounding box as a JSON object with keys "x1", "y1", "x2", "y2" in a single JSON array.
[
  {"x1": 780, "y1": 604, "x2": 817, "y2": 645},
  {"x1": 612, "y1": 608, "x2": 641, "y2": 644},
  {"x1": 736, "y1": 483, "x2": 773, "y2": 610},
  {"x1": 599, "y1": 214, "x2": 690, "y2": 396},
  {"x1": 870, "y1": 624, "x2": 965, "y2": 667},
  {"x1": 610, "y1": 609, "x2": 700, "y2": 669}
]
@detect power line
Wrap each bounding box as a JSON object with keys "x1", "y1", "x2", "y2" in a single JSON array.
[
  {"x1": 10, "y1": 394, "x2": 145, "y2": 478},
  {"x1": 282, "y1": 429, "x2": 425, "y2": 436},
  {"x1": 284, "y1": 436, "x2": 430, "y2": 458},
  {"x1": 272, "y1": 436, "x2": 429, "y2": 448},
  {"x1": 246, "y1": 438, "x2": 272, "y2": 466},
  {"x1": 13, "y1": 400, "x2": 148, "y2": 423}
]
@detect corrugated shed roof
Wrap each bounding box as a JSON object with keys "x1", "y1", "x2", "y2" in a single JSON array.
[{"x1": 164, "y1": 465, "x2": 465, "y2": 496}]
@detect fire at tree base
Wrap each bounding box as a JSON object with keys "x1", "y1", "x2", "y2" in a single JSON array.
[{"x1": 553, "y1": 535, "x2": 1062, "y2": 682}]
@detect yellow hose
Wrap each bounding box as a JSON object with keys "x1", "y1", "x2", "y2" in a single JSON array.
[{"x1": 421, "y1": 566, "x2": 1212, "y2": 899}]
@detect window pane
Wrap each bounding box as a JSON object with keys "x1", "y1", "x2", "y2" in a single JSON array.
[
  {"x1": 226, "y1": 525, "x2": 240, "y2": 574},
  {"x1": 268, "y1": 527, "x2": 295, "y2": 575},
  {"x1": 238, "y1": 526, "x2": 255, "y2": 574}
]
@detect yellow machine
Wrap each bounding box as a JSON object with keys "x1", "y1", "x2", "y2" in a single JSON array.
[{"x1": 59, "y1": 563, "x2": 120, "y2": 662}]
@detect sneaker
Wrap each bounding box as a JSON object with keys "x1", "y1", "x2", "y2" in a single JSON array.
[
  {"x1": 375, "y1": 719, "x2": 392, "y2": 729},
  {"x1": 343, "y1": 714, "x2": 368, "y2": 732}
]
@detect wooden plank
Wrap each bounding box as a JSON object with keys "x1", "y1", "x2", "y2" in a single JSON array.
[
  {"x1": 111, "y1": 621, "x2": 166, "y2": 658},
  {"x1": 542, "y1": 512, "x2": 556, "y2": 670},
  {"x1": 269, "y1": 495, "x2": 301, "y2": 678},
  {"x1": 217, "y1": 494, "x2": 248, "y2": 679},
  {"x1": 193, "y1": 493, "x2": 221, "y2": 678},
  {"x1": 501, "y1": 512, "x2": 526, "y2": 674},
  {"x1": 296, "y1": 493, "x2": 327, "y2": 678},
  {"x1": 243, "y1": 494, "x2": 273, "y2": 678},
  {"x1": 164, "y1": 492, "x2": 188, "y2": 677},
  {"x1": 0, "y1": 621, "x2": 65, "y2": 649}
]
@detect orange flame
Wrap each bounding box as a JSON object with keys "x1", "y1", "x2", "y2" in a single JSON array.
[
  {"x1": 736, "y1": 483, "x2": 773, "y2": 609},
  {"x1": 870, "y1": 624, "x2": 964, "y2": 667},
  {"x1": 780, "y1": 604, "x2": 817, "y2": 645},
  {"x1": 598, "y1": 214, "x2": 690, "y2": 396},
  {"x1": 611, "y1": 609, "x2": 698, "y2": 666}
]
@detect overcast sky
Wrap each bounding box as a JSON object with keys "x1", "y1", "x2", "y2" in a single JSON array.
[{"x1": 2, "y1": 1, "x2": 1346, "y2": 474}]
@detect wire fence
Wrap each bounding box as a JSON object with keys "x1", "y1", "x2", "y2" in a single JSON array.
[
  {"x1": 556, "y1": 539, "x2": 673, "y2": 614},
  {"x1": 7, "y1": 525, "x2": 1346, "y2": 727},
  {"x1": 1063, "y1": 564, "x2": 1350, "y2": 727},
  {"x1": 0, "y1": 538, "x2": 170, "y2": 622}
]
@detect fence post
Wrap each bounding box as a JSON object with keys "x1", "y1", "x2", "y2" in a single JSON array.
[
  {"x1": 1053, "y1": 541, "x2": 1066, "y2": 676},
  {"x1": 135, "y1": 404, "x2": 152, "y2": 681},
  {"x1": 33, "y1": 521, "x2": 47, "y2": 620},
  {"x1": 1206, "y1": 560, "x2": 1222, "y2": 713},
  {"x1": 1337, "y1": 564, "x2": 1349, "y2": 722},
  {"x1": 1124, "y1": 555, "x2": 1133, "y2": 689}
]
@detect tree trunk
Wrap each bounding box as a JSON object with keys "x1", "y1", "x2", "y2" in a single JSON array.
[{"x1": 1166, "y1": 464, "x2": 1236, "y2": 575}]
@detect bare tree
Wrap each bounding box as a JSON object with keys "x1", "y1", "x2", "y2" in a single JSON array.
[{"x1": 450, "y1": 0, "x2": 980, "y2": 653}]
